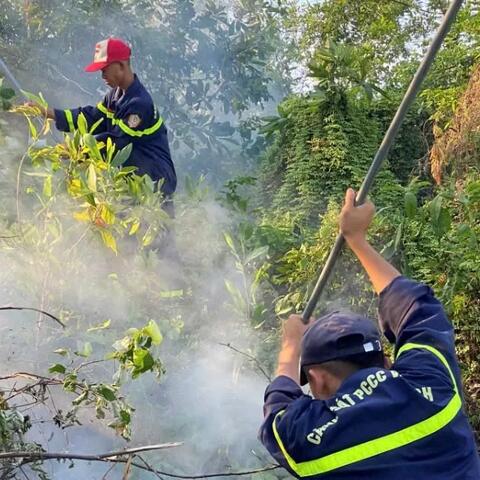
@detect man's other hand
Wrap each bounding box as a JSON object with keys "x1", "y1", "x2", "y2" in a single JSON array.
[{"x1": 282, "y1": 314, "x2": 313, "y2": 346}]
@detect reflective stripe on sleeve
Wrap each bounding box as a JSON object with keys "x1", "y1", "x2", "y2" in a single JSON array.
[
  {"x1": 96, "y1": 102, "x2": 164, "y2": 137},
  {"x1": 272, "y1": 343, "x2": 462, "y2": 477},
  {"x1": 115, "y1": 116, "x2": 163, "y2": 137},
  {"x1": 64, "y1": 109, "x2": 75, "y2": 132},
  {"x1": 97, "y1": 102, "x2": 114, "y2": 119}
]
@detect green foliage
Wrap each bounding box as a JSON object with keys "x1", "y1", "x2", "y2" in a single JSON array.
[
  {"x1": 0, "y1": 77, "x2": 16, "y2": 110},
  {"x1": 43, "y1": 319, "x2": 164, "y2": 439},
  {"x1": 0, "y1": 408, "x2": 46, "y2": 478},
  {"x1": 258, "y1": 91, "x2": 402, "y2": 226},
  {"x1": 110, "y1": 320, "x2": 164, "y2": 380},
  {"x1": 308, "y1": 40, "x2": 387, "y2": 105}
]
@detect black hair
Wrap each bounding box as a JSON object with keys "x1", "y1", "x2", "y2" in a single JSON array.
[
  {"x1": 341, "y1": 351, "x2": 385, "y2": 369},
  {"x1": 309, "y1": 351, "x2": 385, "y2": 380}
]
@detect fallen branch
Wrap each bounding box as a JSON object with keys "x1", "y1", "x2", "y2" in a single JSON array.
[
  {"x1": 0, "y1": 306, "x2": 65, "y2": 328},
  {"x1": 219, "y1": 343, "x2": 272, "y2": 382},
  {"x1": 4, "y1": 445, "x2": 281, "y2": 479},
  {"x1": 0, "y1": 443, "x2": 183, "y2": 462}
]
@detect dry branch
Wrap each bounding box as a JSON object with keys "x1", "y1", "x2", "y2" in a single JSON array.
[
  {"x1": 1, "y1": 444, "x2": 281, "y2": 480},
  {"x1": 0, "y1": 443, "x2": 183, "y2": 462},
  {"x1": 0, "y1": 306, "x2": 65, "y2": 327},
  {"x1": 219, "y1": 342, "x2": 272, "y2": 382}
]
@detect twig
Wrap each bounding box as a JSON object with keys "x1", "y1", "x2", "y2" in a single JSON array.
[
  {"x1": 122, "y1": 455, "x2": 133, "y2": 479},
  {"x1": 219, "y1": 343, "x2": 272, "y2": 382},
  {"x1": 0, "y1": 306, "x2": 65, "y2": 328},
  {"x1": 19, "y1": 466, "x2": 32, "y2": 480},
  {"x1": 67, "y1": 225, "x2": 92, "y2": 255},
  {"x1": 0, "y1": 372, "x2": 60, "y2": 383},
  {"x1": 0, "y1": 443, "x2": 183, "y2": 462},
  {"x1": 75, "y1": 359, "x2": 108, "y2": 372},
  {"x1": 46, "y1": 63, "x2": 94, "y2": 96},
  {"x1": 37, "y1": 269, "x2": 51, "y2": 346},
  {"x1": 136, "y1": 455, "x2": 164, "y2": 480},
  {"x1": 102, "y1": 463, "x2": 117, "y2": 479},
  {"x1": 16, "y1": 152, "x2": 27, "y2": 223},
  {"x1": 124, "y1": 462, "x2": 281, "y2": 479}
]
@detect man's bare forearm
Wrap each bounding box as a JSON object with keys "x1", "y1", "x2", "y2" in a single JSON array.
[
  {"x1": 346, "y1": 236, "x2": 401, "y2": 294},
  {"x1": 276, "y1": 341, "x2": 301, "y2": 384}
]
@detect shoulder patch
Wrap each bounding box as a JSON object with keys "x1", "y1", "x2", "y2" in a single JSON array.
[{"x1": 127, "y1": 114, "x2": 142, "y2": 128}]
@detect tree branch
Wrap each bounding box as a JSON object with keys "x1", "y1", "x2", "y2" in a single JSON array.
[
  {"x1": 130, "y1": 461, "x2": 281, "y2": 479},
  {"x1": 0, "y1": 443, "x2": 183, "y2": 462},
  {"x1": 0, "y1": 306, "x2": 65, "y2": 327},
  {"x1": 6, "y1": 445, "x2": 281, "y2": 480},
  {"x1": 219, "y1": 342, "x2": 272, "y2": 382}
]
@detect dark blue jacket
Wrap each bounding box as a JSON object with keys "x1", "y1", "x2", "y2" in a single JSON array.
[
  {"x1": 260, "y1": 277, "x2": 480, "y2": 479},
  {"x1": 54, "y1": 75, "x2": 176, "y2": 195}
]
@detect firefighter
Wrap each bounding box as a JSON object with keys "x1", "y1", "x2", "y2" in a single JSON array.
[
  {"x1": 27, "y1": 37, "x2": 176, "y2": 212},
  {"x1": 259, "y1": 188, "x2": 480, "y2": 479}
]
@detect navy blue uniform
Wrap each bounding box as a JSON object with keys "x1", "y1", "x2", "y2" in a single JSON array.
[
  {"x1": 260, "y1": 277, "x2": 480, "y2": 479},
  {"x1": 54, "y1": 75, "x2": 176, "y2": 195}
]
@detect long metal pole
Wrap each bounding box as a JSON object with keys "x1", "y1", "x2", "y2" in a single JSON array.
[
  {"x1": 0, "y1": 58, "x2": 25, "y2": 95},
  {"x1": 302, "y1": 0, "x2": 464, "y2": 323}
]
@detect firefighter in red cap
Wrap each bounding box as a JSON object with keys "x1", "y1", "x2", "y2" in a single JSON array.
[{"x1": 27, "y1": 37, "x2": 177, "y2": 212}]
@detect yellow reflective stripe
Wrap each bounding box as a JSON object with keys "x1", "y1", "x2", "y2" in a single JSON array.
[
  {"x1": 96, "y1": 102, "x2": 114, "y2": 119},
  {"x1": 396, "y1": 343, "x2": 458, "y2": 392},
  {"x1": 64, "y1": 110, "x2": 75, "y2": 132},
  {"x1": 114, "y1": 116, "x2": 163, "y2": 137},
  {"x1": 272, "y1": 410, "x2": 299, "y2": 472},
  {"x1": 272, "y1": 343, "x2": 462, "y2": 477},
  {"x1": 96, "y1": 103, "x2": 164, "y2": 137}
]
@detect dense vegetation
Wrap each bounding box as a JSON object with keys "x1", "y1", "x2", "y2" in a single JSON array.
[{"x1": 0, "y1": 0, "x2": 479, "y2": 477}]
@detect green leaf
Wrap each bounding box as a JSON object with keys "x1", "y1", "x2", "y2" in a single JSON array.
[
  {"x1": 120, "y1": 409, "x2": 131, "y2": 424},
  {"x1": 43, "y1": 175, "x2": 52, "y2": 198},
  {"x1": 75, "y1": 341, "x2": 92, "y2": 358},
  {"x1": 158, "y1": 289, "x2": 184, "y2": 298},
  {"x1": 430, "y1": 195, "x2": 443, "y2": 226},
  {"x1": 100, "y1": 230, "x2": 118, "y2": 254},
  {"x1": 49, "y1": 363, "x2": 66, "y2": 374},
  {"x1": 87, "y1": 319, "x2": 111, "y2": 332},
  {"x1": 26, "y1": 117, "x2": 37, "y2": 139},
  {"x1": 84, "y1": 133, "x2": 102, "y2": 161},
  {"x1": 394, "y1": 221, "x2": 403, "y2": 252},
  {"x1": 245, "y1": 246, "x2": 269, "y2": 264},
  {"x1": 404, "y1": 191, "x2": 417, "y2": 219},
  {"x1": 97, "y1": 385, "x2": 116, "y2": 401},
  {"x1": 430, "y1": 195, "x2": 451, "y2": 237},
  {"x1": 72, "y1": 390, "x2": 89, "y2": 405},
  {"x1": 90, "y1": 117, "x2": 104, "y2": 134},
  {"x1": 223, "y1": 232, "x2": 235, "y2": 252},
  {"x1": 0, "y1": 87, "x2": 15, "y2": 99},
  {"x1": 77, "y1": 113, "x2": 88, "y2": 135},
  {"x1": 133, "y1": 348, "x2": 154, "y2": 373},
  {"x1": 87, "y1": 164, "x2": 97, "y2": 192},
  {"x1": 53, "y1": 348, "x2": 69, "y2": 356},
  {"x1": 144, "y1": 320, "x2": 163, "y2": 345},
  {"x1": 112, "y1": 143, "x2": 133, "y2": 167}
]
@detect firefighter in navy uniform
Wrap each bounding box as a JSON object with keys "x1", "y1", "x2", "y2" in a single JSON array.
[
  {"x1": 28, "y1": 37, "x2": 176, "y2": 218},
  {"x1": 259, "y1": 188, "x2": 480, "y2": 479}
]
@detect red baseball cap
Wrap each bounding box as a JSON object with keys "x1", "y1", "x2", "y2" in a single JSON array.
[{"x1": 84, "y1": 38, "x2": 131, "y2": 72}]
